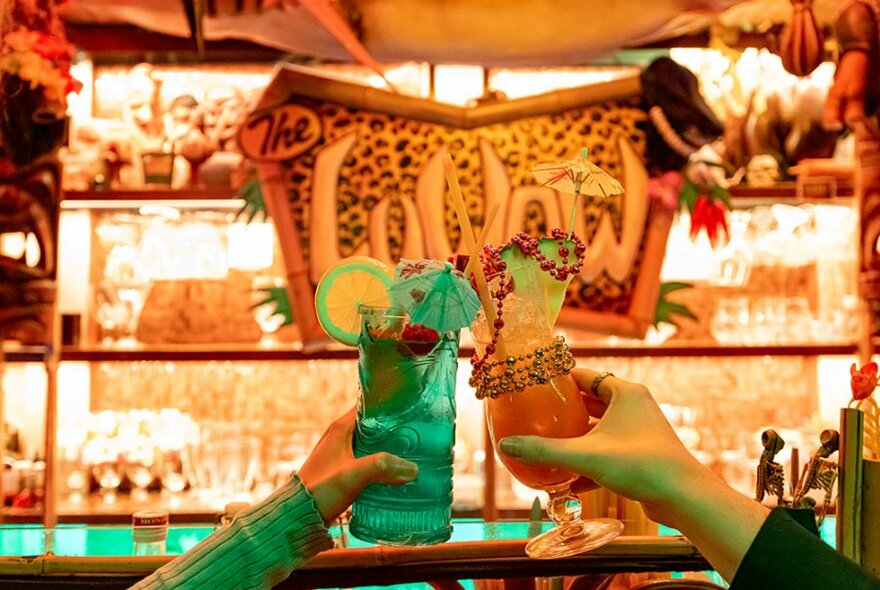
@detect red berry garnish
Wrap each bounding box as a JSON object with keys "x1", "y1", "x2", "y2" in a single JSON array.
[{"x1": 402, "y1": 323, "x2": 440, "y2": 342}]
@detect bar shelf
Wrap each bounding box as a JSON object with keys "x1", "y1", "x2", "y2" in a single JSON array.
[
  {"x1": 0, "y1": 343, "x2": 858, "y2": 363},
  {"x1": 62, "y1": 188, "x2": 239, "y2": 203},
  {"x1": 42, "y1": 342, "x2": 859, "y2": 363},
  {"x1": 61, "y1": 183, "x2": 852, "y2": 207}
]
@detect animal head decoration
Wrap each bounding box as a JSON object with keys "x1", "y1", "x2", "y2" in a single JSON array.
[
  {"x1": 640, "y1": 57, "x2": 724, "y2": 173},
  {"x1": 851, "y1": 362, "x2": 879, "y2": 401}
]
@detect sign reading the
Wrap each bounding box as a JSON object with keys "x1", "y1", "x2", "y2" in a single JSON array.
[{"x1": 238, "y1": 104, "x2": 322, "y2": 162}]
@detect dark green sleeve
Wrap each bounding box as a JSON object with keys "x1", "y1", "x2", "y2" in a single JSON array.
[{"x1": 730, "y1": 508, "x2": 880, "y2": 589}]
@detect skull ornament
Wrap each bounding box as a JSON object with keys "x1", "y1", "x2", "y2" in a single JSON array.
[{"x1": 746, "y1": 154, "x2": 781, "y2": 188}]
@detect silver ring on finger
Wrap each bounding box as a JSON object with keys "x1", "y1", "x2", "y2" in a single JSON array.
[{"x1": 590, "y1": 371, "x2": 614, "y2": 396}]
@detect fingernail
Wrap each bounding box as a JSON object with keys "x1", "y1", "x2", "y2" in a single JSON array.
[
  {"x1": 393, "y1": 459, "x2": 419, "y2": 482},
  {"x1": 499, "y1": 437, "x2": 522, "y2": 458}
]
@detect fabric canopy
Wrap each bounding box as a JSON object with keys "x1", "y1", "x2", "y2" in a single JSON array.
[{"x1": 60, "y1": 0, "x2": 849, "y2": 66}]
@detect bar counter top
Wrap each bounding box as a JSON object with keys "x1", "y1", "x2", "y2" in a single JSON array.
[{"x1": 0, "y1": 520, "x2": 712, "y2": 589}]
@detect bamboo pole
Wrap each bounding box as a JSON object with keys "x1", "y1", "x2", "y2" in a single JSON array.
[
  {"x1": 301, "y1": 535, "x2": 702, "y2": 570},
  {"x1": 260, "y1": 66, "x2": 640, "y2": 131},
  {"x1": 0, "y1": 536, "x2": 707, "y2": 581},
  {"x1": 256, "y1": 163, "x2": 332, "y2": 352},
  {"x1": 42, "y1": 306, "x2": 62, "y2": 529},
  {"x1": 838, "y1": 408, "x2": 865, "y2": 562}
]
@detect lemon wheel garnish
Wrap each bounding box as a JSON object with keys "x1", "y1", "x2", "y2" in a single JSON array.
[{"x1": 315, "y1": 256, "x2": 393, "y2": 346}]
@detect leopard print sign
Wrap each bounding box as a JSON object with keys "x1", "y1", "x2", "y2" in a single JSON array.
[{"x1": 244, "y1": 66, "x2": 673, "y2": 345}]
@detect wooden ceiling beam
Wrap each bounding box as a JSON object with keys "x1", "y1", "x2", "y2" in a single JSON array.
[{"x1": 64, "y1": 23, "x2": 289, "y2": 62}]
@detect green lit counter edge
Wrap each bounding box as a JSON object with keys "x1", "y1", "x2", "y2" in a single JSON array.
[{"x1": 0, "y1": 519, "x2": 835, "y2": 586}]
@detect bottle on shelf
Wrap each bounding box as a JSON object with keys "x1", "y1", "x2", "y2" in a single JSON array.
[{"x1": 132, "y1": 509, "x2": 170, "y2": 556}]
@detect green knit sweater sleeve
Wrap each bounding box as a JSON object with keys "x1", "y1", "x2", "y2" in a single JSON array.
[{"x1": 130, "y1": 475, "x2": 333, "y2": 590}]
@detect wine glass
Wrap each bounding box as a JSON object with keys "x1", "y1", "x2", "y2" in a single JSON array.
[
  {"x1": 92, "y1": 462, "x2": 122, "y2": 505},
  {"x1": 157, "y1": 448, "x2": 187, "y2": 494},
  {"x1": 124, "y1": 440, "x2": 156, "y2": 502},
  {"x1": 471, "y1": 249, "x2": 622, "y2": 559}
]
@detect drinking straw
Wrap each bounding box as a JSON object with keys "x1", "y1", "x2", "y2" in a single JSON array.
[
  {"x1": 464, "y1": 203, "x2": 499, "y2": 279},
  {"x1": 442, "y1": 154, "x2": 507, "y2": 355}
]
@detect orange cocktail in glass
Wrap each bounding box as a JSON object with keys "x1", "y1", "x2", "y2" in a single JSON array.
[
  {"x1": 470, "y1": 230, "x2": 622, "y2": 559},
  {"x1": 486, "y1": 368, "x2": 589, "y2": 490}
]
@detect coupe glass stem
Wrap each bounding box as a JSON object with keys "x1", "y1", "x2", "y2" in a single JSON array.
[{"x1": 546, "y1": 488, "x2": 583, "y2": 527}]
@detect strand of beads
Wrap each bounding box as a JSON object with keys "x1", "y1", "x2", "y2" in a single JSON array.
[
  {"x1": 469, "y1": 229, "x2": 587, "y2": 399},
  {"x1": 470, "y1": 336, "x2": 576, "y2": 400},
  {"x1": 470, "y1": 258, "x2": 511, "y2": 377},
  {"x1": 482, "y1": 229, "x2": 586, "y2": 282}
]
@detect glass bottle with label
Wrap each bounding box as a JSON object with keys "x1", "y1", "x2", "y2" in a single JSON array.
[{"x1": 132, "y1": 509, "x2": 169, "y2": 556}]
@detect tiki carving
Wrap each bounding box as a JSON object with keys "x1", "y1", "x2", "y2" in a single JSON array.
[
  {"x1": 0, "y1": 160, "x2": 60, "y2": 344},
  {"x1": 825, "y1": 0, "x2": 880, "y2": 335}
]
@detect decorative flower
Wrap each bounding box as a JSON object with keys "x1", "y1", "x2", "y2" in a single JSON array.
[
  {"x1": 690, "y1": 194, "x2": 729, "y2": 248},
  {"x1": 850, "y1": 362, "x2": 878, "y2": 401},
  {"x1": 0, "y1": 27, "x2": 81, "y2": 113},
  {"x1": 647, "y1": 171, "x2": 683, "y2": 210}
]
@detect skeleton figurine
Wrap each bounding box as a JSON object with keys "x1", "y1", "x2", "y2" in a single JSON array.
[
  {"x1": 792, "y1": 429, "x2": 840, "y2": 525},
  {"x1": 756, "y1": 429, "x2": 787, "y2": 505}
]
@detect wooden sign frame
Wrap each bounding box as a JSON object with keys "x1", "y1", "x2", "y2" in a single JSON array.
[{"x1": 246, "y1": 64, "x2": 671, "y2": 348}]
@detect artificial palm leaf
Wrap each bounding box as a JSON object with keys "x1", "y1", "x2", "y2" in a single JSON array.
[
  {"x1": 653, "y1": 281, "x2": 697, "y2": 328},
  {"x1": 236, "y1": 178, "x2": 268, "y2": 223},
  {"x1": 252, "y1": 286, "x2": 294, "y2": 326}
]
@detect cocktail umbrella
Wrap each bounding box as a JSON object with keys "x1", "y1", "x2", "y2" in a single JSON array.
[
  {"x1": 531, "y1": 147, "x2": 624, "y2": 238},
  {"x1": 388, "y1": 259, "x2": 482, "y2": 333}
]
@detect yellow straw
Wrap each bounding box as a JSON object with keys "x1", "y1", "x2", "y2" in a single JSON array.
[
  {"x1": 442, "y1": 155, "x2": 507, "y2": 356},
  {"x1": 464, "y1": 203, "x2": 499, "y2": 279}
]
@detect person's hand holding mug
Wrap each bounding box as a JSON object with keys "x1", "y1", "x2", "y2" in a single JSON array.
[
  {"x1": 299, "y1": 408, "x2": 419, "y2": 524},
  {"x1": 498, "y1": 369, "x2": 768, "y2": 582}
]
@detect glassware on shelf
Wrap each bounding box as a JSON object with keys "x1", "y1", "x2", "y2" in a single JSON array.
[
  {"x1": 141, "y1": 152, "x2": 175, "y2": 186},
  {"x1": 750, "y1": 297, "x2": 787, "y2": 344},
  {"x1": 58, "y1": 418, "x2": 89, "y2": 503},
  {"x1": 157, "y1": 448, "x2": 187, "y2": 494},
  {"x1": 92, "y1": 462, "x2": 122, "y2": 504},
  {"x1": 94, "y1": 282, "x2": 150, "y2": 347},
  {"x1": 263, "y1": 429, "x2": 314, "y2": 489},
  {"x1": 126, "y1": 462, "x2": 154, "y2": 502},
  {"x1": 65, "y1": 469, "x2": 88, "y2": 501},
  {"x1": 715, "y1": 210, "x2": 752, "y2": 287},
  {"x1": 138, "y1": 210, "x2": 229, "y2": 281},
  {"x1": 122, "y1": 431, "x2": 156, "y2": 501},
  {"x1": 709, "y1": 297, "x2": 750, "y2": 344},
  {"x1": 93, "y1": 213, "x2": 151, "y2": 346},
  {"x1": 185, "y1": 421, "x2": 260, "y2": 502},
  {"x1": 153, "y1": 409, "x2": 198, "y2": 495},
  {"x1": 785, "y1": 297, "x2": 813, "y2": 341}
]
